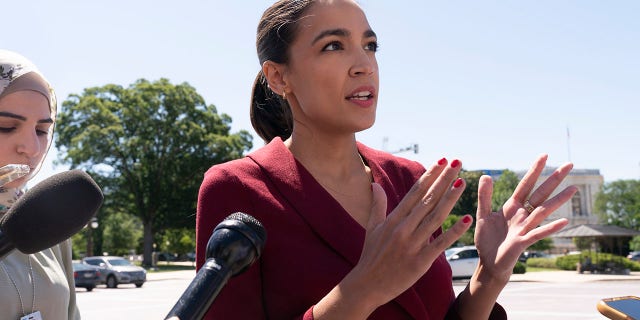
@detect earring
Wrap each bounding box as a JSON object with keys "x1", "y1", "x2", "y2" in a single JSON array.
[{"x1": 282, "y1": 91, "x2": 287, "y2": 100}]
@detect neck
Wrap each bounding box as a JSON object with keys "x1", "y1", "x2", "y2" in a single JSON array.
[{"x1": 285, "y1": 132, "x2": 363, "y2": 179}]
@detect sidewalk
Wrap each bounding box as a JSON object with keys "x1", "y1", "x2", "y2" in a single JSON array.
[
  {"x1": 509, "y1": 270, "x2": 640, "y2": 283},
  {"x1": 147, "y1": 269, "x2": 196, "y2": 281}
]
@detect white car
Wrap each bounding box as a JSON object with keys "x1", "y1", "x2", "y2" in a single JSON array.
[
  {"x1": 445, "y1": 246, "x2": 479, "y2": 279},
  {"x1": 82, "y1": 256, "x2": 147, "y2": 288}
]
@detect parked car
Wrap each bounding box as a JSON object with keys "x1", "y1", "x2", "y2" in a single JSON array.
[
  {"x1": 445, "y1": 246, "x2": 479, "y2": 279},
  {"x1": 72, "y1": 262, "x2": 101, "y2": 292},
  {"x1": 82, "y1": 256, "x2": 147, "y2": 288},
  {"x1": 157, "y1": 252, "x2": 178, "y2": 261},
  {"x1": 627, "y1": 251, "x2": 640, "y2": 261},
  {"x1": 518, "y1": 251, "x2": 550, "y2": 263}
]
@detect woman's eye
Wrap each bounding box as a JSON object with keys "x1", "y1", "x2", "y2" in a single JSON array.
[
  {"x1": 36, "y1": 129, "x2": 49, "y2": 136},
  {"x1": 0, "y1": 127, "x2": 15, "y2": 133},
  {"x1": 365, "y1": 41, "x2": 379, "y2": 52},
  {"x1": 322, "y1": 41, "x2": 343, "y2": 52}
]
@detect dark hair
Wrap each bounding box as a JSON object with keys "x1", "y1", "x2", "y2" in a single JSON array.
[{"x1": 250, "y1": 0, "x2": 313, "y2": 143}]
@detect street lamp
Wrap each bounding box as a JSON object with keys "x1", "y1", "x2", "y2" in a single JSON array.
[{"x1": 86, "y1": 217, "x2": 99, "y2": 257}]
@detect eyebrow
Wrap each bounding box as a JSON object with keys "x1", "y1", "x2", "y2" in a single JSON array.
[
  {"x1": 0, "y1": 111, "x2": 54, "y2": 124},
  {"x1": 311, "y1": 28, "x2": 377, "y2": 45}
]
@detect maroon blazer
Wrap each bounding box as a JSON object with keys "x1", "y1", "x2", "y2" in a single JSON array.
[{"x1": 196, "y1": 138, "x2": 468, "y2": 319}]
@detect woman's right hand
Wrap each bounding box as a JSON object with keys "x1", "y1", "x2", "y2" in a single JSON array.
[{"x1": 313, "y1": 159, "x2": 473, "y2": 319}]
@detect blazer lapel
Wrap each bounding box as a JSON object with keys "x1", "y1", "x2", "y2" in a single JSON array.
[
  {"x1": 248, "y1": 138, "x2": 365, "y2": 266},
  {"x1": 250, "y1": 139, "x2": 429, "y2": 320}
]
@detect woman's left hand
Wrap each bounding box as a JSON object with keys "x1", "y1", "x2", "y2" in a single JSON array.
[{"x1": 473, "y1": 154, "x2": 578, "y2": 282}]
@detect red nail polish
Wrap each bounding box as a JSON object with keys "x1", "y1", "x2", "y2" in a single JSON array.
[
  {"x1": 453, "y1": 178, "x2": 463, "y2": 188},
  {"x1": 451, "y1": 159, "x2": 460, "y2": 168},
  {"x1": 462, "y1": 215, "x2": 472, "y2": 224},
  {"x1": 438, "y1": 157, "x2": 447, "y2": 166}
]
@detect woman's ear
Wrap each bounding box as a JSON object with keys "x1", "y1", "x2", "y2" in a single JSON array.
[{"x1": 262, "y1": 61, "x2": 288, "y2": 97}]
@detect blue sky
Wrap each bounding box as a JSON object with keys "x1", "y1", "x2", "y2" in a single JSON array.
[{"x1": 5, "y1": 0, "x2": 639, "y2": 185}]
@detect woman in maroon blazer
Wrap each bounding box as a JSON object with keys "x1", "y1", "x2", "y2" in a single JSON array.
[{"x1": 196, "y1": 1, "x2": 577, "y2": 319}]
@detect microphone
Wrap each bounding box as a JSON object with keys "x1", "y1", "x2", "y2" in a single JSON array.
[
  {"x1": 0, "y1": 169, "x2": 104, "y2": 259},
  {"x1": 165, "y1": 212, "x2": 266, "y2": 320}
]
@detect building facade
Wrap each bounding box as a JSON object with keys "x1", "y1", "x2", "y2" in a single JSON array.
[{"x1": 484, "y1": 167, "x2": 604, "y2": 253}]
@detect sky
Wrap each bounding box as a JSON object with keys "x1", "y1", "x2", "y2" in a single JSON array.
[{"x1": 4, "y1": 0, "x2": 639, "y2": 186}]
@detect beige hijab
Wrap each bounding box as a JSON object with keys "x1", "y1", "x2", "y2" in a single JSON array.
[{"x1": 0, "y1": 50, "x2": 57, "y2": 212}]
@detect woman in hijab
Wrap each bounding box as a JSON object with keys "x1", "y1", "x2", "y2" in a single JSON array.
[{"x1": 0, "y1": 49, "x2": 80, "y2": 320}]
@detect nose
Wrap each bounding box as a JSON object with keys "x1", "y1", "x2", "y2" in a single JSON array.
[
  {"x1": 16, "y1": 130, "x2": 43, "y2": 158},
  {"x1": 349, "y1": 49, "x2": 377, "y2": 77}
]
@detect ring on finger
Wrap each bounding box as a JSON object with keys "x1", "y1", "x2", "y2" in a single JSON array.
[{"x1": 523, "y1": 200, "x2": 536, "y2": 214}]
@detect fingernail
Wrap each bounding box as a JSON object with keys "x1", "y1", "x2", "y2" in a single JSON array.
[
  {"x1": 451, "y1": 159, "x2": 461, "y2": 168},
  {"x1": 462, "y1": 215, "x2": 472, "y2": 224},
  {"x1": 438, "y1": 157, "x2": 447, "y2": 166},
  {"x1": 453, "y1": 178, "x2": 463, "y2": 188}
]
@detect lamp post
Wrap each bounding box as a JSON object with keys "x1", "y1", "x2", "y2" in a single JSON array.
[{"x1": 86, "y1": 217, "x2": 99, "y2": 257}]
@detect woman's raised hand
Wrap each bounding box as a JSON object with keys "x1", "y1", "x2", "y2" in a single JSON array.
[
  {"x1": 474, "y1": 154, "x2": 578, "y2": 282},
  {"x1": 339, "y1": 158, "x2": 473, "y2": 314}
]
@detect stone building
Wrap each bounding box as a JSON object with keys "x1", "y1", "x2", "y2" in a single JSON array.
[{"x1": 483, "y1": 167, "x2": 604, "y2": 253}]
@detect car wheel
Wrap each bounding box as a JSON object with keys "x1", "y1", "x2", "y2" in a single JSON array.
[
  {"x1": 106, "y1": 275, "x2": 118, "y2": 288},
  {"x1": 135, "y1": 282, "x2": 144, "y2": 288},
  {"x1": 86, "y1": 286, "x2": 94, "y2": 292}
]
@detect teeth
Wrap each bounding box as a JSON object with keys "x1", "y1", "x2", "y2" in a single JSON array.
[{"x1": 353, "y1": 91, "x2": 371, "y2": 97}]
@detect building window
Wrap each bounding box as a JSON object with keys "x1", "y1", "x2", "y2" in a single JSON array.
[{"x1": 572, "y1": 191, "x2": 583, "y2": 216}]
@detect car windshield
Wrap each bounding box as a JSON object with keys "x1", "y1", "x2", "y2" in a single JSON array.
[
  {"x1": 107, "y1": 258, "x2": 133, "y2": 266},
  {"x1": 445, "y1": 249, "x2": 456, "y2": 258}
]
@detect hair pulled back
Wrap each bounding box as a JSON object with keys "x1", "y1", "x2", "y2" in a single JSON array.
[{"x1": 250, "y1": 0, "x2": 313, "y2": 143}]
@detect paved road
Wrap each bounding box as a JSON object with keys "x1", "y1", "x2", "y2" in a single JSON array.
[{"x1": 76, "y1": 270, "x2": 640, "y2": 319}]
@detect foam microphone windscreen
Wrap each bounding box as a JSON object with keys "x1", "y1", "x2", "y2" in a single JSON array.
[{"x1": 0, "y1": 169, "x2": 104, "y2": 254}]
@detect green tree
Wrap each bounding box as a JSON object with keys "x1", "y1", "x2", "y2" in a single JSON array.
[
  {"x1": 102, "y1": 212, "x2": 143, "y2": 256},
  {"x1": 449, "y1": 170, "x2": 482, "y2": 245},
  {"x1": 492, "y1": 170, "x2": 519, "y2": 212},
  {"x1": 630, "y1": 236, "x2": 640, "y2": 251},
  {"x1": 527, "y1": 238, "x2": 554, "y2": 251},
  {"x1": 55, "y1": 78, "x2": 252, "y2": 267},
  {"x1": 159, "y1": 228, "x2": 196, "y2": 257},
  {"x1": 594, "y1": 179, "x2": 640, "y2": 228},
  {"x1": 451, "y1": 170, "x2": 483, "y2": 217}
]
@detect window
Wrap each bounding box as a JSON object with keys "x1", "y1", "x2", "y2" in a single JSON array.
[
  {"x1": 457, "y1": 249, "x2": 478, "y2": 259},
  {"x1": 572, "y1": 190, "x2": 583, "y2": 216}
]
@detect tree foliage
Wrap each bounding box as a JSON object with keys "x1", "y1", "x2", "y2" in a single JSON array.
[
  {"x1": 492, "y1": 170, "x2": 519, "y2": 212},
  {"x1": 594, "y1": 179, "x2": 640, "y2": 228},
  {"x1": 451, "y1": 170, "x2": 483, "y2": 217},
  {"x1": 102, "y1": 212, "x2": 143, "y2": 256},
  {"x1": 55, "y1": 78, "x2": 253, "y2": 266},
  {"x1": 527, "y1": 238, "x2": 553, "y2": 251}
]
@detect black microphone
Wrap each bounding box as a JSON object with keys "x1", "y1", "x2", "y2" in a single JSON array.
[
  {"x1": 0, "y1": 169, "x2": 104, "y2": 259},
  {"x1": 165, "y1": 212, "x2": 266, "y2": 320}
]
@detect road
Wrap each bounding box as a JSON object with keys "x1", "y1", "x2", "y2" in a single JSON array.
[
  {"x1": 76, "y1": 270, "x2": 194, "y2": 319},
  {"x1": 454, "y1": 280, "x2": 638, "y2": 320},
  {"x1": 76, "y1": 270, "x2": 639, "y2": 319}
]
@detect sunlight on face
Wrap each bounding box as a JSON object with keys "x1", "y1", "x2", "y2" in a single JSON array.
[
  {"x1": 284, "y1": 0, "x2": 380, "y2": 135},
  {"x1": 0, "y1": 90, "x2": 53, "y2": 188}
]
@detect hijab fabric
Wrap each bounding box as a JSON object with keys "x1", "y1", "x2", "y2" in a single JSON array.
[{"x1": 0, "y1": 49, "x2": 56, "y2": 214}]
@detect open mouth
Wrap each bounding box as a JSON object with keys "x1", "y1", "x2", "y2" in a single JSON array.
[{"x1": 347, "y1": 91, "x2": 374, "y2": 101}]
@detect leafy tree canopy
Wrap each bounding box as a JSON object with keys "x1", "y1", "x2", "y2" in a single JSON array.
[
  {"x1": 55, "y1": 78, "x2": 252, "y2": 266},
  {"x1": 595, "y1": 179, "x2": 640, "y2": 228}
]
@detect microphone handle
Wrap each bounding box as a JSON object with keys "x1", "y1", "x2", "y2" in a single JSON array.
[{"x1": 165, "y1": 258, "x2": 232, "y2": 320}]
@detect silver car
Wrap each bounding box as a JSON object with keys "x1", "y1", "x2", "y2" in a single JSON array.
[{"x1": 82, "y1": 256, "x2": 146, "y2": 288}]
